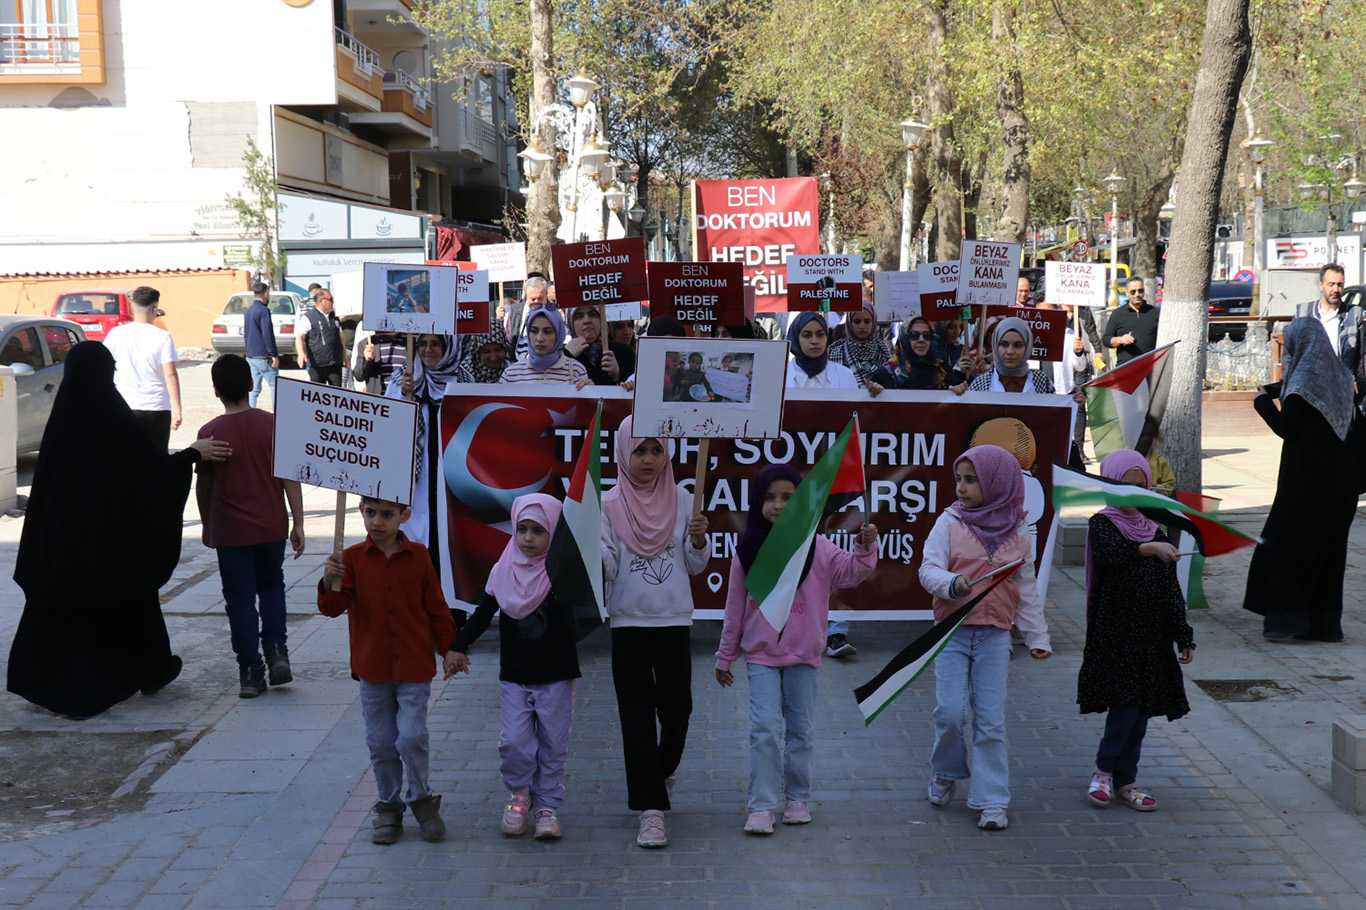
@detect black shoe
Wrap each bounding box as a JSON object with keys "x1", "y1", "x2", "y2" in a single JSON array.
[
  {"x1": 825, "y1": 634, "x2": 857, "y2": 659},
  {"x1": 239, "y1": 664, "x2": 267, "y2": 698},
  {"x1": 1262, "y1": 631, "x2": 1297, "y2": 642},
  {"x1": 142, "y1": 655, "x2": 183, "y2": 694},
  {"x1": 264, "y1": 645, "x2": 293, "y2": 686}
]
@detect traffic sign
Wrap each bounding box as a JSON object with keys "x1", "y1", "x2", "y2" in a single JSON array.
[
  {"x1": 1071, "y1": 240, "x2": 1089, "y2": 258},
  {"x1": 1234, "y1": 269, "x2": 1255, "y2": 282}
]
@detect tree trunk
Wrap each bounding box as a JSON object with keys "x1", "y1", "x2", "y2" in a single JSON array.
[
  {"x1": 926, "y1": 0, "x2": 962, "y2": 262},
  {"x1": 1132, "y1": 135, "x2": 1181, "y2": 289},
  {"x1": 525, "y1": 0, "x2": 560, "y2": 275},
  {"x1": 1157, "y1": 0, "x2": 1251, "y2": 492},
  {"x1": 993, "y1": 0, "x2": 1030, "y2": 244},
  {"x1": 909, "y1": 146, "x2": 931, "y2": 268},
  {"x1": 961, "y1": 151, "x2": 986, "y2": 241}
]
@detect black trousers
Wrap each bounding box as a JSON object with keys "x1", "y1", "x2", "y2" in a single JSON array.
[
  {"x1": 131, "y1": 409, "x2": 172, "y2": 453},
  {"x1": 307, "y1": 363, "x2": 343, "y2": 387},
  {"x1": 611, "y1": 625, "x2": 693, "y2": 811}
]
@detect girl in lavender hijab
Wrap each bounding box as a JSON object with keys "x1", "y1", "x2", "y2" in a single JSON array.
[
  {"x1": 1078, "y1": 450, "x2": 1194, "y2": 812},
  {"x1": 499, "y1": 307, "x2": 591, "y2": 388},
  {"x1": 448, "y1": 494, "x2": 581, "y2": 841}
]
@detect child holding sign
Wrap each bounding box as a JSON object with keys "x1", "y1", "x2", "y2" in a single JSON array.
[
  {"x1": 446, "y1": 494, "x2": 581, "y2": 840},
  {"x1": 319, "y1": 496, "x2": 457, "y2": 845},
  {"x1": 918, "y1": 445, "x2": 1051, "y2": 831},
  {"x1": 715, "y1": 463, "x2": 878, "y2": 835}
]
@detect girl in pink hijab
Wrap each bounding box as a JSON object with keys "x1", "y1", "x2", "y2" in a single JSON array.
[
  {"x1": 600, "y1": 415, "x2": 710, "y2": 849},
  {"x1": 447, "y1": 493, "x2": 581, "y2": 842},
  {"x1": 918, "y1": 444, "x2": 1051, "y2": 832},
  {"x1": 1077, "y1": 450, "x2": 1194, "y2": 813}
]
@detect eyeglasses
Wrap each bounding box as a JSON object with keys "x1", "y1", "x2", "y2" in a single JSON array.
[
  {"x1": 1127, "y1": 288, "x2": 1145, "y2": 295},
  {"x1": 904, "y1": 331, "x2": 933, "y2": 341}
]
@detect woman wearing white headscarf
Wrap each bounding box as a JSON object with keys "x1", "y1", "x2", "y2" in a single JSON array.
[
  {"x1": 967, "y1": 316, "x2": 1056, "y2": 394},
  {"x1": 1243, "y1": 317, "x2": 1361, "y2": 642}
]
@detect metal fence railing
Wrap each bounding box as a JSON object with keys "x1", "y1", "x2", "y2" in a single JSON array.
[{"x1": 0, "y1": 23, "x2": 79, "y2": 65}]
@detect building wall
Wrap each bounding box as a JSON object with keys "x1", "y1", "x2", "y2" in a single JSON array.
[
  {"x1": 0, "y1": 269, "x2": 251, "y2": 348},
  {"x1": 275, "y1": 110, "x2": 390, "y2": 204}
]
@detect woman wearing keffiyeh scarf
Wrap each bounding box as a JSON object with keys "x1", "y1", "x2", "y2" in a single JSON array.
[
  {"x1": 457, "y1": 322, "x2": 511, "y2": 384},
  {"x1": 829, "y1": 300, "x2": 891, "y2": 388}
]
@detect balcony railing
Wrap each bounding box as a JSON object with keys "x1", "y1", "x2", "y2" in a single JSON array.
[
  {"x1": 0, "y1": 22, "x2": 79, "y2": 65},
  {"x1": 334, "y1": 26, "x2": 379, "y2": 75},
  {"x1": 383, "y1": 68, "x2": 429, "y2": 111}
]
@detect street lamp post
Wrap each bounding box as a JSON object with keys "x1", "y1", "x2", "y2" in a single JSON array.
[
  {"x1": 898, "y1": 119, "x2": 928, "y2": 271},
  {"x1": 1243, "y1": 129, "x2": 1274, "y2": 284},
  {"x1": 1104, "y1": 171, "x2": 1125, "y2": 304}
]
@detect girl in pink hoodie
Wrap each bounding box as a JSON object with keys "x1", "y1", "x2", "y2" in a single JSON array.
[{"x1": 715, "y1": 462, "x2": 878, "y2": 835}]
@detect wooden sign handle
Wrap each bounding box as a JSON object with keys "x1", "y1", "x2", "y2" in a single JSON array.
[
  {"x1": 329, "y1": 490, "x2": 346, "y2": 591},
  {"x1": 692, "y1": 438, "x2": 710, "y2": 518},
  {"x1": 404, "y1": 336, "x2": 415, "y2": 401}
]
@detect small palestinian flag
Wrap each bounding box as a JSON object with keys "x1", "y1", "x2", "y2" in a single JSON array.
[
  {"x1": 1051, "y1": 462, "x2": 1257, "y2": 557},
  {"x1": 1082, "y1": 342, "x2": 1177, "y2": 461},
  {"x1": 824, "y1": 411, "x2": 868, "y2": 517},
  {"x1": 854, "y1": 567, "x2": 1022, "y2": 724},
  {"x1": 546, "y1": 400, "x2": 605, "y2": 641},
  {"x1": 1172, "y1": 489, "x2": 1222, "y2": 610},
  {"x1": 745, "y1": 414, "x2": 864, "y2": 633}
]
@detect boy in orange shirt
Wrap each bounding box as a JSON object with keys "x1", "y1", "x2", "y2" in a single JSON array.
[{"x1": 319, "y1": 496, "x2": 459, "y2": 844}]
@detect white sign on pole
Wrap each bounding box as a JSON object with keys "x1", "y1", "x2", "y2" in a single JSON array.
[
  {"x1": 1044, "y1": 261, "x2": 1107, "y2": 307},
  {"x1": 457, "y1": 269, "x2": 491, "y2": 306},
  {"x1": 361, "y1": 262, "x2": 458, "y2": 335},
  {"x1": 958, "y1": 239, "x2": 1022, "y2": 307},
  {"x1": 632, "y1": 338, "x2": 788, "y2": 439},
  {"x1": 873, "y1": 271, "x2": 921, "y2": 323},
  {"x1": 470, "y1": 242, "x2": 528, "y2": 283},
  {"x1": 918, "y1": 260, "x2": 960, "y2": 317},
  {"x1": 273, "y1": 377, "x2": 419, "y2": 504}
]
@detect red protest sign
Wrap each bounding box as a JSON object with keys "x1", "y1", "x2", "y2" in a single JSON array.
[
  {"x1": 550, "y1": 237, "x2": 648, "y2": 310},
  {"x1": 425, "y1": 260, "x2": 489, "y2": 333},
  {"x1": 647, "y1": 261, "x2": 745, "y2": 325},
  {"x1": 918, "y1": 261, "x2": 961, "y2": 320},
  {"x1": 983, "y1": 306, "x2": 1068, "y2": 361},
  {"x1": 695, "y1": 178, "x2": 820, "y2": 314}
]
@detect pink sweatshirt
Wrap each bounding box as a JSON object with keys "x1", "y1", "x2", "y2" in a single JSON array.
[{"x1": 715, "y1": 536, "x2": 877, "y2": 671}]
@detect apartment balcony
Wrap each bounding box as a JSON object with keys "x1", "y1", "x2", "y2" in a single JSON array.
[
  {"x1": 349, "y1": 69, "x2": 433, "y2": 141},
  {"x1": 334, "y1": 27, "x2": 384, "y2": 113}
]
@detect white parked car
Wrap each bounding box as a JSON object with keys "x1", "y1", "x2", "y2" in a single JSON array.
[{"x1": 210, "y1": 291, "x2": 306, "y2": 366}]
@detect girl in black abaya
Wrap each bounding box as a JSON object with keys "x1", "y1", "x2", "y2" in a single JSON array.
[
  {"x1": 8, "y1": 341, "x2": 230, "y2": 718},
  {"x1": 1242, "y1": 317, "x2": 1360, "y2": 642}
]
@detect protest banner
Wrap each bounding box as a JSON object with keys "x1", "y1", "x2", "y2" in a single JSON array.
[
  {"x1": 983, "y1": 305, "x2": 1068, "y2": 361},
  {"x1": 958, "y1": 240, "x2": 1022, "y2": 308},
  {"x1": 786, "y1": 254, "x2": 863, "y2": 313},
  {"x1": 694, "y1": 177, "x2": 821, "y2": 313},
  {"x1": 918, "y1": 261, "x2": 961, "y2": 319},
  {"x1": 874, "y1": 271, "x2": 922, "y2": 323},
  {"x1": 1044, "y1": 260, "x2": 1107, "y2": 308},
  {"x1": 439, "y1": 387, "x2": 1073, "y2": 618},
  {"x1": 470, "y1": 241, "x2": 528, "y2": 283},
  {"x1": 422, "y1": 261, "x2": 490, "y2": 333},
  {"x1": 647, "y1": 261, "x2": 746, "y2": 325},
  {"x1": 362, "y1": 262, "x2": 459, "y2": 335},
  {"x1": 632, "y1": 338, "x2": 788, "y2": 439},
  {"x1": 551, "y1": 237, "x2": 648, "y2": 310},
  {"x1": 604, "y1": 303, "x2": 646, "y2": 322}
]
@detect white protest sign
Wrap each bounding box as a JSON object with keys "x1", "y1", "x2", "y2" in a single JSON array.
[
  {"x1": 273, "y1": 377, "x2": 418, "y2": 504},
  {"x1": 470, "y1": 242, "x2": 528, "y2": 283},
  {"x1": 1044, "y1": 261, "x2": 1106, "y2": 307},
  {"x1": 704, "y1": 367, "x2": 751, "y2": 403},
  {"x1": 785, "y1": 253, "x2": 863, "y2": 313},
  {"x1": 957, "y1": 240, "x2": 1021, "y2": 308},
  {"x1": 874, "y1": 271, "x2": 921, "y2": 323},
  {"x1": 918, "y1": 261, "x2": 960, "y2": 319},
  {"x1": 361, "y1": 262, "x2": 457, "y2": 335},
  {"x1": 604, "y1": 302, "x2": 647, "y2": 322},
  {"x1": 633, "y1": 338, "x2": 788, "y2": 438}
]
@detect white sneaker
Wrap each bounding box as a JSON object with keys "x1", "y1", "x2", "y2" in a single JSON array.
[{"x1": 977, "y1": 808, "x2": 1008, "y2": 830}]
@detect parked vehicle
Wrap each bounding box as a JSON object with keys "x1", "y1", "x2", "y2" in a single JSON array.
[
  {"x1": 50, "y1": 288, "x2": 162, "y2": 342},
  {"x1": 1207, "y1": 281, "x2": 1252, "y2": 342},
  {"x1": 0, "y1": 315, "x2": 86, "y2": 454},
  {"x1": 210, "y1": 291, "x2": 304, "y2": 366},
  {"x1": 1341, "y1": 285, "x2": 1366, "y2": 310}
]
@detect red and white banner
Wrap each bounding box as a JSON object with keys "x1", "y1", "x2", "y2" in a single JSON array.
[
  {"x1": 426, "y1": 260, "x2": 488, "y2": 333},
  {"x1": 918, "y1": 261, "x2": 961, "y2": 319},
  {"x1": 984, "y1": 306, "x2": 1068, "y2": 362},
  {"x1": 550, "y1": 237, "x2": 648, "y2": 310},
  {"x1": 786, "y1": 254, "x2": 863, "y2": 313},
  {"x1": 438, "y1": 387, "x2": 1073, "y2": 618},
  {"x1": 647, "y1": 261, "x2": 746, "y2": 325},
  {"x1": 694, "y1": 178, "x2": 821, "y2": 313}
]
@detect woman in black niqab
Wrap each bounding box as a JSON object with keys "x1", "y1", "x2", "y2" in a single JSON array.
[{"x1": 8, "y1": 341, "x2": 227, "y2": 718}]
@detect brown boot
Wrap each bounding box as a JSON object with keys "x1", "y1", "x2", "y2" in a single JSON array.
[
  {"x1": 371, "y1": 801, "x2": 404, "y2": 844},
  {"x1": 409, "y1": 794, "x2": 446, "y2": 843}
]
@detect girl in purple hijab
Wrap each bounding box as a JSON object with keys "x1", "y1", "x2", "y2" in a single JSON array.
[{"x1": 1077, "y1": 450, "x2": 1195, "y2": 813}]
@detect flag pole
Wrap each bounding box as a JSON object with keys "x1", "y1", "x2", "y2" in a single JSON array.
[
  {"x1": 692, "y1": 438, "x2": 709, "y2": 518},
  {"x1": 330, "y1": 491, "x2": 346, "y2": 591},
  {"x1": 854, "y1": 411, "x2": 870, "y2": 524},
  {"x1": 977, "y1": 304, "x2": 988, "y2": 355}
]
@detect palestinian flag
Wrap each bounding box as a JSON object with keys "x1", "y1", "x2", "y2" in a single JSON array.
[
  {"x1": 1051, "y1": 462, "x2": 1257, "y2": 557},
  {"x1": 546, "y1": 400, "x2": 605, "y2": 641},
  {"x1": 1082, "y1": 342, "x2": 1177, "y2": 460},
  {"x1": 824, "y1": 412, "x2": 868, "y2": 517},
  {"x1": 854, "y1": 567, "x2": 1021, "y2": 724},
  {"x1": 746, "y1": 415, "x2": 863, "y2": 633},
  {"x1": 1172, "y1": 490, "x2": 1222, "y2": 610}
]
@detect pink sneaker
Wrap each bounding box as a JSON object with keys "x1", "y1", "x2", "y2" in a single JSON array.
[
  {"x1": 781, "y1": 800, "x2": 811, "y2": 825},
  {"x1": 636, "y1": 810, "x2": 667, "y2": 848},
  {"x1": 743, "y1": 810, "x2": 774, "y2": 835},
  {"x1": 501, "y1": 791, "x2": 530, "y2": 836},
  {"x1": 532, "y1": 808, "x2": 562, "y2": 840}
]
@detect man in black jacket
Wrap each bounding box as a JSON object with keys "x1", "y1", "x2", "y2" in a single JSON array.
[
  {"x1": 295, "y1": 290, "x2": 349, "y2": 387},
  {"x1": 1102, "y1": 277, "x2": 1161, "y2": 364}
]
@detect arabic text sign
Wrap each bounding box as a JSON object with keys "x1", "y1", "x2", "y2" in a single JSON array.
[
  {"x1": 647, "y1": 260, "x2": 746, "y2": 324},
  {"x1": 551, "y1": 237, "x2": 648, "y2": 310},
  {"x1": 786, "y1": 254, "x2": 864, "y2": 313},
  {"x1": 1044, "y1": 261, "x2": 1106, "y2": 308},
  {"x1": 273, "y1": 377, "x2": 418, "y2": 503},
  {"x1": 958, "y1": 240, "x2": 1022, "y2": 308}
]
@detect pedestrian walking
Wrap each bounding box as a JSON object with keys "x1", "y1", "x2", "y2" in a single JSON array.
[
  {"x1": 103, "y1": 285, "x2": 182, "y2": 451},
  {"x1": 242, "y1": 282, "x2": 279, "y2": 408},
  {"x1": 1078, "y1": 450, "x2": 1195, "y2": 812},
  {"x1": 295, "y1": 288, "x2": 348, "y2": 387},
  {"x1": 448, "y1": 494, "x2": 581, "y2": 841},
  {"x1": 715, "y1": 463, "x2": 877, "y2": 835},
  {"x1": 918, "y1": 444, "x2": 1051, "y2": 831}
]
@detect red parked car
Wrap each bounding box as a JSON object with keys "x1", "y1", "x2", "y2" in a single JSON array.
[{"x1": 50, "y1": 288, "x2": 163, "y2": 341}]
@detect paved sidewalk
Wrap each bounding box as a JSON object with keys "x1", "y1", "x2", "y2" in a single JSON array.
[{"x1": 1, "y1": 387, "x2": 1365, "y2": 907}]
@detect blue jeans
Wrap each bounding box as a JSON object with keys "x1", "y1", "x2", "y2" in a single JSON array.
[
  {"x1": 747, "y1": 662, "x2": 818, "y2": 813},
  {"x1": 216, "y1": 541, "x2": 287, "y2": 669},
  {"x1": 359, "y1": 679, "x2": 433, "y2": 805},
  {"x1": 827, "y1": 619, "x2": 850, "y2": 637},
  {"x1": 1096, "y1": 705, "x2": 1149, "y2": 790},
  {"x1": 931, "y1": 624, "x2": 1011, "y2": 809},
  {"x1": 247, "y1": 356, "x2": 278, "y2": 408}
]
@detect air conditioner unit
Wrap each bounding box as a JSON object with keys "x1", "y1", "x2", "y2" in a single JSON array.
[{"x1": 1215, "y1": 224, "x2": 1234, "y2": 239}]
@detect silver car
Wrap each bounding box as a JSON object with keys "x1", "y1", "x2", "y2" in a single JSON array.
[
  {"x1": 210, "y1": 291, "x2": 305, "y2": 367},
  {"x1": 0, "y1": 315, "x2": 87, "y2": 454}
]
